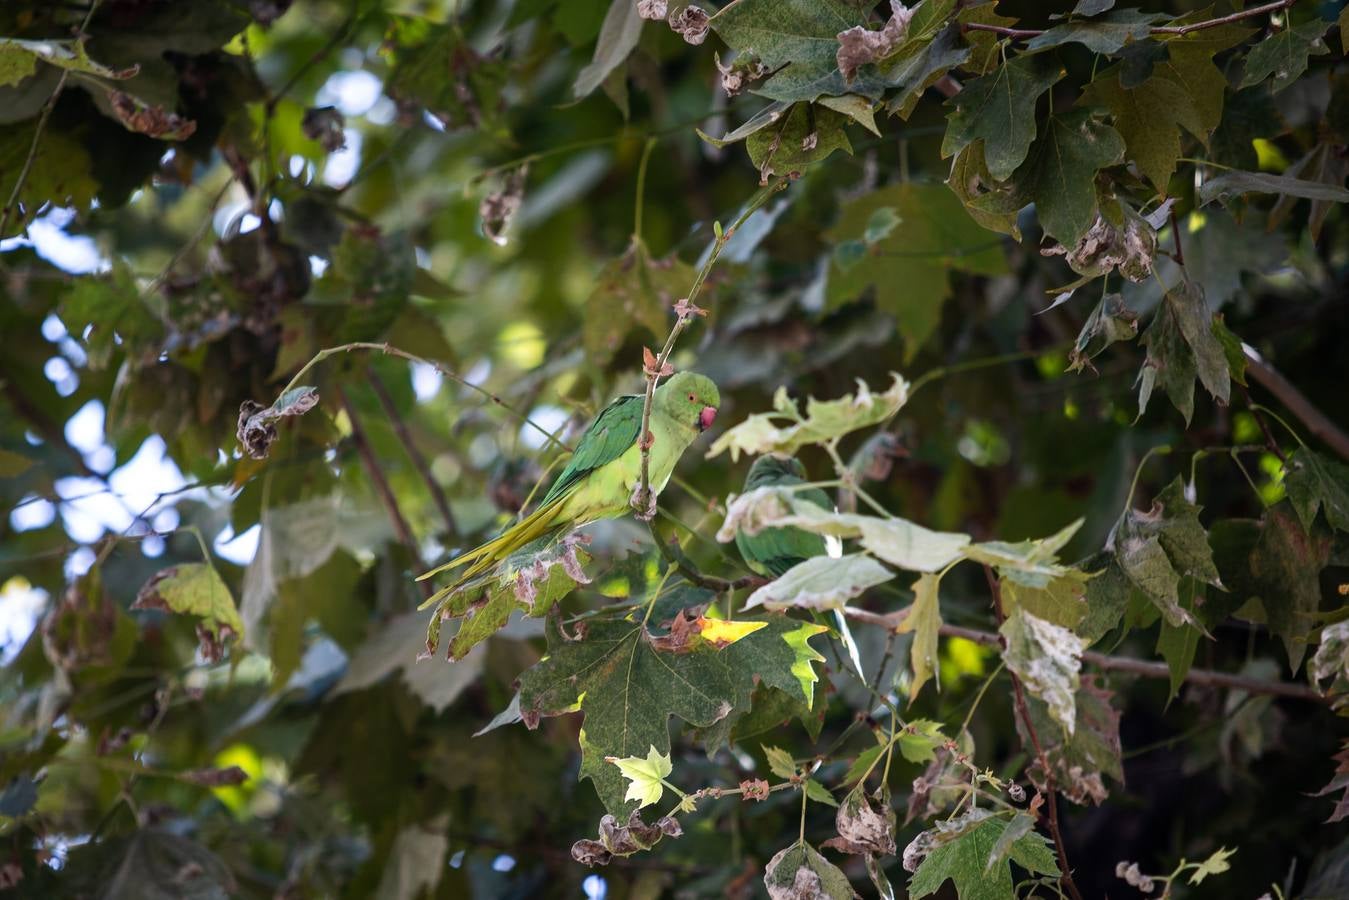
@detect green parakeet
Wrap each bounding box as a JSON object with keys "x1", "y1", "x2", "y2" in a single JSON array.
[
  {"x1": 421, "y1": 371, "x2": 720, "y2": 591},
  {"x1": 734, "y1": 455, "x2": 831, "y2": 577}
]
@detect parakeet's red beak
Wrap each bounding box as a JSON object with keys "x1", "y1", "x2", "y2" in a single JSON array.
[{"x1": 698, "y1": 406, "x2": 717, "y2": 432}]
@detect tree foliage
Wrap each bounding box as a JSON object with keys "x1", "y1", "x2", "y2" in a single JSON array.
[{"x1": 2, "y1": 0, "x2": 1349, "y2": 897}]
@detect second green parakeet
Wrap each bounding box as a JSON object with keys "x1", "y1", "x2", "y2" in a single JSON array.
[{"x1": 734, "y1": 454, "x2": 831, "y2": 577}]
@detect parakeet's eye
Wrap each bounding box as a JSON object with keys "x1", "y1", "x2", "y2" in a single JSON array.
[{"x1": 687, "y1": 393, "x2": 695, "y2": 401}]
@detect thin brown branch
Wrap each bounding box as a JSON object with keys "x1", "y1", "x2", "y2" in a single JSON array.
[
  {"x1": 339, "y1": 386, "x2": 432, "y2": 601},
  {"x1": 634, "y1": 179, "x2": 790, "y2": 516},
  {"x1": 1240, "y1": 383, "x2": 1289, "y2": 464},
  {"x1": 1242, "y1": 344, "x2": 1349, "y2": 462},
  {"x1": 266, "y1": 1, "x2": 357, "y2": 111},
  {"x1": 960, "y1": 0, "x2": 1295, "y2": 40},
  {"x1": 985, "y1": 568, "x2": 1084, "y2": 900},
  {"x1": 368, "y1": 371, "x2": 458, "y2": 539},
  {"x1": 648, "y1": 521, "x2": 764, "y2": 592}
]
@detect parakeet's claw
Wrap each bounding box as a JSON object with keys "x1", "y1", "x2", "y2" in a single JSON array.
[{"x1": 629, "y1": 481, "x2": 659, "y2": 521}]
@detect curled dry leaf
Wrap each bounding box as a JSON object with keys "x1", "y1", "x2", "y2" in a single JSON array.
[
  {"x1": 668, "y1": 5, "x2": 710, "y2": 45},
  {"x1": 571, "y1": 810, "x2": 682, "y2": 866},
  {"x1": 741, "y1": 778, "x2": 770, "y2": 801},
  {"x1": 642, "y1": 345, "x2": 675, "y2": 377},
  {"x1": 829, "y1": 785, "x2": 896, "y2": 856},
  {"x1": 637, "y1": 0, "x2": 667, "y2": 19},
  {"x1": 836, "y1": 1, "x2": 916, "y2": 83},
  {"x1": 1041, "y1": 207, "x2": 1156, "y2": 282},
  {"x1": 236, "y1": 386, "x2": 320, "y2": 459},
  {"x1": 673, "y1": 296, "x2": 707, "y2": 320},
  {"x1": 716, "y1": 51, "x2": 768, "y2": 97},
  {"x1": 763, "y1": 841, "x2": 855, "y2": 900},
  {"x1": 180, "y1": 766, "x2": 249, "y2": 787},
  {"x1": 107, "y1": 91, "x2": 197, "y2": 141},
  {"x1": 479, "y1": 165, "x2": 527, "y2": 246},
  {"x1": 301, "y1": 105, "x2": 346, "y2": 152}
]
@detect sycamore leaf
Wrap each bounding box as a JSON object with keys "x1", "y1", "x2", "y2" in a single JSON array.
[
  {"x1": 985, "y1": 812, "x2": 1034, "y2": 873},
  {"x1": 963, "y1": 519, "x2": 1084, "y2": 589},
  {"x1": 1314, "y1": 742, "x2": 1349, "y2": 823},
  {"x1": 1239, "y1": 19, "x2": 1329, "y2": 93},
  {"x1": 571, "y1": 810, "x2": 683, "y2": 866},
  {"x1": 1310, "y1": 620, "x2": 1349, "y2": 694},
  {"x1": 824, "y1": 183, "x2": 1007, "y2": 360},
  {"x1": 948, "y1": 141, "x2": 1024, "y2": 238},
  {"x1": 1156, "y1": 581, "x2": 1202, "y2": 700},
  {"x1": 805, "y1": 778, "x2": 839, "y2": 808},
  {"x1": 1200, "y1": 168, "x2": 1349, "y2": 207},
  {"x1": 885, "y1": 22, "x2": 970, "y2": 119},
  {"x1": 1001, "y1": 574, "x2": 1088, "y2": 630},
  {"x1": 818, "y1": 94, "x2": 880, "y2": 136},
  {"x1": 1137, "y1": 279, "x2": 1230, "y2": 424},
  {"x1": 708, "y1": 374, "x2": 910, "y2": 461},
  {"x1": 1017, "y1": 675, "x2": 1124, "y2": 805},
  {"x1": 897, "y1": 719, "x2": 948, "y2": 763},
  {"x1": 1012, "y1": 110, "x2": 1126, "y2": 246},
  {"x1": 1251, "y1": 504, "x2": 1330, "y2": 673},
  {"x1": 519, "y1": 612, "x2": 825, "y2": 814},
  {"x1": 607, "y1": 746, "x2": 672, "y2": 809},
  {"x1": 898, "y1": 573, "x2": 942, "y2": 701},
  {"x1": 697, "y1": 101, "x2": 792, "y2": 147},
  {"x1": 574, "y1": 0, "x2": 643, "y2": 99},
  {"x1": 423, "y1": 535, "x2": 592, "y2": 661},
  {"x1": 133, "y1": 563, "x2": 243, "y2": 663},
  {"x1": 746, "y1": 103, "x2": 853, "y2": 184},
  {"x1": 1070, "y1": 292, "x2": 1139, "y2": 371},
  {"x1": 1112, "y1": 477, "x2": 1219, "y2": 628},
  {"x1": 829, "y1": 784, "x2": 896, "y2": 856},
  {"x1": 585, "y1": 239, "x2": 695, "y2": 366},
  {"x1": 1025, "y1": 9, "x2": 1163, "y2": 55},
  {"x1": 763, "y1": 841, "x2": 855, "y2": 900},
  {"x1": 1285, "y1": 448, "x2": 1349, "y2": 535},
  {"x1": 745, "y1": 553, "x2": 894, "y2": 611},
  {"x1": 1077, "y1": 557, "x2": 1133, "y2": 645},
  {"x1": 1154, "y1": 22, "x2": 1253, "y2": 133},
  {"x1": 1267, "y1": 142, "x2": 1349, "y2": 242},
  {"x1": 332, "y1": 613, "x2": 486, "y2": 712},
  {"x1": 906, "y1": 809, "x2": 1059, "y2": 898},
  {"x1": 942, "y1": 54, "x2": 1064, "y2": 181},
  {"x1": 764, "y1": 744, "x2": 798, "y2": 780},
  {"x1": 1082, "y1": 67, "x2": 1201, "y2": 191},
  {"x1": 0, "y1": 38, "x2": 137, "y2": 87},
  {"x1": 1000, "y1": 607, "x2": 1084, "y2": 735},
  {"x1": 1189, "y1": 847, "x2": 1238, "y2": 885}
]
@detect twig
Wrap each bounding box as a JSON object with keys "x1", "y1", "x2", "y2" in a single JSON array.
[
  {"x1": 634, "y1": 179, "x2": 790, "y2": 515},
  {"x1": 1169, "y1": 207, "x2": 1183, "y2": 265},
  {"x1": 266, "y1": 1, "x2": 357, "y2": 111},
  {"x1": 278, "y1": 341, "x2": 571, "y2": 453},
  {"x1": 648, "y1": 520, "x2": 763, "y2": 592},
  {"x1": 1239, "y1": 384, "x2": 1289, "y2": 464},
  {"x1": 338, "y1": 386, "x2": 432, "y2": 600},
  {"x1": 368, "y1": 371, "x2": 458, "y2": 538},
  {"x1": 842, "y1": 610, "x2": 1330, "y2": 703},
  {"x1": 986, "y1": 567, "x2": 1084, "y2": 900},
  {"x1": 960, "y1": 0, "x2": 1295, "y2": 40},
  {"x1": 1242, "y1": 344, "x2": 1349, "y2": 462}
]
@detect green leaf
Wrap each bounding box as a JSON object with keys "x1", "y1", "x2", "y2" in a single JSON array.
[
  {"x1": 804, "y1": 777, "x2": 838, "y2": 807},
  {"x1": 985, "y1": 811, "x2": 1034, "y2": 872},
  {"x1": 897, "y1": 719, "x2": 949, "y2": 763},
  {"x1": 584, "y1": 238, "x2": 693, "y2": 365},
  {"x1": 133, "y1": 563, "x2": 243, "y2": 659},
  {"x1": 745, "y1": 553, "x2": 895, "y2": 611},
  {"x1": 1017, "y1": 675, "x2": 1124, "y2": 805},
  {"x1": 1189, "y1": 846, "x2": 1238, "y2": 885},
  {"x1": 574, "y1": 0, "x2": 644, "y2": 98},
  {"x1": 1156, "y1": 581, "x2": 1202, "y2": 700},
  {"x1": 746, "y1": 103, "x2": 853, "y2": 183},
  {"x1": 824, "y1": 183, "x2": 1008, "y2": 359},
  {"x1": 332, "y1": 612, "x2": 486, "y2": 712},
  {"x1": 948, "y1": 141, "x2": 1024, "y2": 238},
  {"x1": 763, "y1": 841, "x2": 854, "y2": 899},
  {"x1": 519, "y1": 611, "x2": 825, "y2": 814},
  {"x1": 956, "y1": 2, "x2": 1020, "y2": 75},
  {"x1": 907, "y1": 810, "x2": 1059, "y2": 900},
  {"x1": 1000, "y1": 607, "x2": 1084, "y2": 734},
  {"x1": 1211, "y1": 85, "x2": 1283, "y2": 170},
  {"x1": 942, "y1": 54, "x2": 1065, "y2": 181},
  {"x1": 1285, "y1": 448, "x2": 1349, "y2": 534},
  {"x1": 1252, "y1": 504, "x2": 1331, "y2": 673},
  {"x1": 1113, "y1": 477, "x2": 1220, "y2": 627},
  {"x1": 382, "y1": 18, "x2": 509, "y2": 132},
  {"x1": 0, "y1": 448, "x2": 34, "y2": 478},
  {"x1": 898, "y1": 573, "x2": 942, "y2": 702},
  {"x1": 1154, "y1": 22, "x2": 1253, "y2": 134},
  {"x1": 375, "y1": 820, "x2": 449, "y2": 900},
  {"x1": 0, "y1": 38, "x2": 137, "y2": 88},
  {"x1": 608, "y1": 745, "x2": 672, "y2": 809},
  {"x1": 708, "y1": 373, "x2": 910, "y2": 460},
  {"x1": 1082, "y1": 67, "x2": 1202, "y2": 191},
  {"x1": 764, "y1": 744, "x2": 798, "y2": 780},
  {"x1": 1137, "y1": 279, "x2": 1230, "y2": 423},
  {"x1": 1012, "y1": 110, "x2": 1126, "y2": 245},
  {"x1": 962, "y1": 519, "x2": 1084, "y2": 589},
  {"x1": 67, "y1": 828, "x2": 237, "y2": 899},
  {"x1": 1240, "y1": 19, "x2": 1330, "y2": 93},
  {"x1": 1266, "y1": 142, "x2": 1349, "y2": 242},
  {"x1": 818, "y1": 94, "x2": 880, "y2": 136},
  {"x1": 1001, "y1": 573, "x2": 1088, "y2": 630},
  {"x1": 1199, "y1": 168, "x2": 1349, "y2": 207},
  {"x1": 424, "y1": 535, "x2": 592, "y2": 661},
  {"x1": 1077, "y1": 558, "x2": 1133, "y2": 644},
  {"x1": 885, "y1": 23, "x2": 971, "y2": 119},
  {"x1": 1025, "y1": 9, "x2": 1163, "y2": 55}
]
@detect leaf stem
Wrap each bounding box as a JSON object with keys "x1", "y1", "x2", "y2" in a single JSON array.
[
  {"x1": 961, "y1": 0, "x2": 1295, "y2": 39},
  {"x1": 633, "y1": 136, "x2": 656, "y2": 241}
]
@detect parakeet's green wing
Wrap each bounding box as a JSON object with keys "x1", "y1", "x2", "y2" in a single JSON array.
[
  {"x1": 735, "y1": 463, "x2": 830, "y2": 577},
  {"x1": 539, "y1": 394, "x2": 643, "y2": 506}
]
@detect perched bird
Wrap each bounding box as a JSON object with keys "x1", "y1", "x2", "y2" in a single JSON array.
[
  {"x1": 734, "y1": 455, "x2": 831, "y2": 577},
  {"x1": 421, "y1": 371, "x2": 720, "y2": 591}
]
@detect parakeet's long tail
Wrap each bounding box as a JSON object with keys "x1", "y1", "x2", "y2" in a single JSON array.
[{"x1": 416, "y1": 496, "x2": 566, "y2": 599}]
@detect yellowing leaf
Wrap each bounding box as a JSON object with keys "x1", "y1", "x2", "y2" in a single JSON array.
[
  {"x1": 898, "y1": 573, "x2": 942, "y2": 702},
  {"x1": 1188, "y1": 846, "x2": 1237, "y2": 885},
  {"x1": 133, "y1": 563, "x2": 243, "y2": 662},
  {"x1": 607, "y1": 745, "x2": 672, "y2": 809},
  {"x1": 695, "y1": 616, "x2": 769, "y2": 648}
]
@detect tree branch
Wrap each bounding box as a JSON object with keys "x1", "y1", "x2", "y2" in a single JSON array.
[
  {"x1": 368, "y1": 371, "x2": 458, "y2": 539},
  {"x1": 338, "y1": 386, "x2": 432, "y2": 601},
  {"x1": 843, "y1": 607, "x2": 1329, "y2": 703},
  {"x1": 961, "y1": 0, "x2": 1295, "y2": 40},
  {"x1": 634, "y1": 179, "x2": 790, "y2": 516},
  {"x1": 1242, "y1": 343, "x2": 1349, "y2": 462},
  {"x1": 648, "y1": 520, "x2": 764, "y2": 593}
]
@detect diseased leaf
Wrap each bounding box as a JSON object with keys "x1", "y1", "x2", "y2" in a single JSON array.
[
  {"x1": 133, "y1": 563, "x2": 243, "y2": 663},
  {"x1": 1112, "y1": 477, "x2": 1220, "y2": 627},
  {"x1": 1000, "y1": 607, "x2": 1084, "y2": 735},
  {"x1": 985, "y1": 812, "x2": 1034, "y2": 872},
  {"x1": 898, "y1": 573, "x2": 942, "y2": 701},
  {"x1": 1082, "y1": 67, "x2": 1203, "y2": 191},
  {"x1": 1156, "y1": 580, "x2": 1202, "y2": 700},
  {"x1": 830, "y1": 783, "x2": 896, "y2": 856},
  {"x1": 942, "y1": 54, "x2": 1065, "y2": 181},
  {"x1": 1001, "y1": 574, "x2": 1088, "y2": 630},
  {"x1": 1017, "y1": 675, "x2": 1124, "y2": 805},
  {"x1": 745, "y1": 553, "x2": 894, "y2": 611},
  {"x1": 708, "y1": 373, "x2": 909, "y2": 460},
  {"x1": 1012, "y1": 111, "x2": 1126, "y2": 246},
  {"x1": 1314, "y1": 742, "x2": 1349, "y2": 823},
  {"x1": 571, "y1": 810, "x2": 683, "y2": 866},
  {"x1": 1137, "y1": 279, "x2": 1230, "y2": 423},
  {"x1": 1025, "y1": 9, "x2": 1163, "y2": 55},
  {"x1": 963, "y1": 519, "x2": 1084, "y2": 590},
  {"x1": 906, "y1": 809, "x2": 1059, "y2": 899},
  {"x1": 0, "y1": 38, "x2": 137, "y2": 88},
  {"x1": 1311, "y1": 620, "x2": 1349, "y2": 696},
  {"x1": 1251, "y1": 504, "x2": 1330, "y2": 673},
  {"x1": 746, "y1": 103, "x2": 853, "y2": 184},
  {"x1": 763, "y1": 841, "x2": 855, "y2": 899},
  {"x1": 585, "y1": 238, "x2": 694, "y2": 366},
  {"x1": 1240, "y1": 19, "x2": 1329, "y2": 93}
]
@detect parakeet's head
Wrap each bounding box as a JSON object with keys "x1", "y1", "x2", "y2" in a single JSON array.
[
  {"x1": 745, "y1": 454, "x2": 807, "y2": 489},
  {"x1": 656, "y1": 372, "x2": 720, "y2": 433}
]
